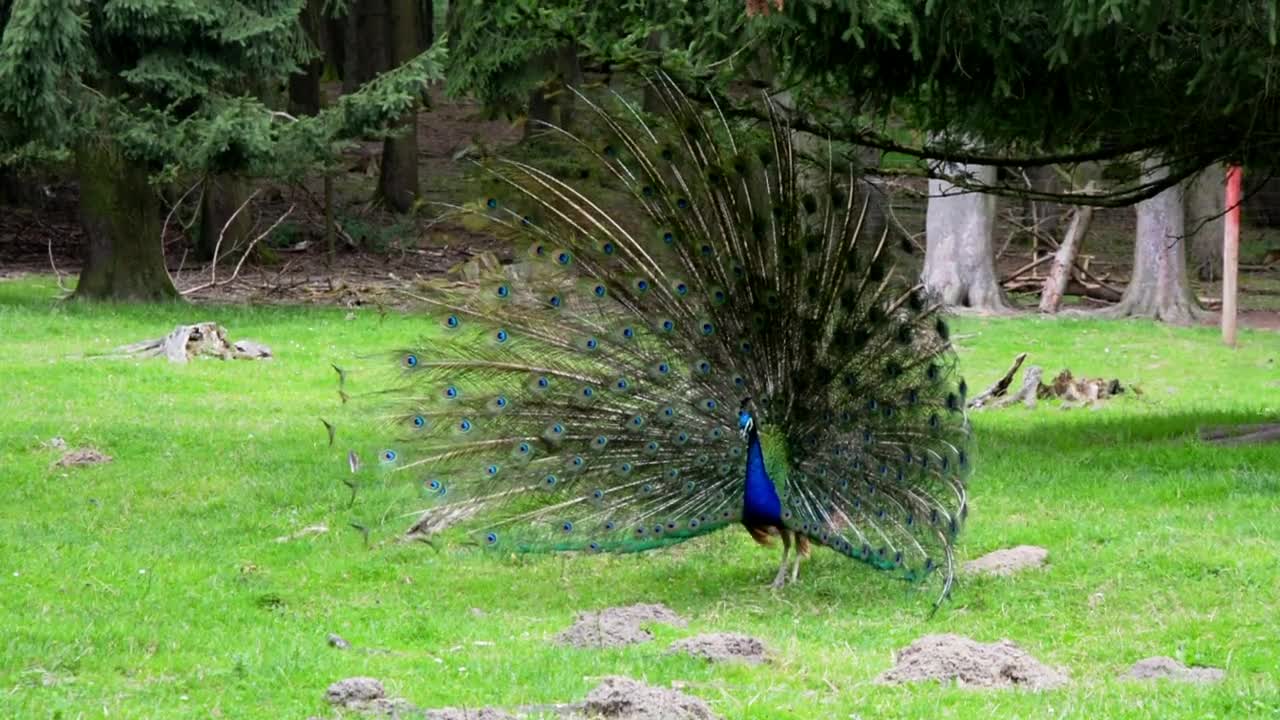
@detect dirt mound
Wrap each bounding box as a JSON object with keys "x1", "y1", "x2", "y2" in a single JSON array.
[
  {"x1": 667, "y1": 633, "x2": 768, "y2": 664},
  {"x1": 1125, "y1": 656, "x2": 1225, "y2": 683},
  {"x1": 877, "y1": 634, "x2": 1068, "y2": 691},
  {"x1": 963, "y1": 546, "x2": 1049, "y2": 576},
  {"x1": 55, "y1": 447, "x2": 113, "y2": 468},
  {"x1": 580, "y1": 676, "x2": 719, "y2": 720},
  {"x1": 555, "y1": 603, "x2": 687, "y2": 648}
]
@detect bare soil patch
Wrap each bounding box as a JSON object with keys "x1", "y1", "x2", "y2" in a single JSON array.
[
  {"x1": 666, "y1": 633, "x2": 768, "y2": 664},
  {"x1": 1125, "y1": 656, "x2": 1225, "y2": 683}
]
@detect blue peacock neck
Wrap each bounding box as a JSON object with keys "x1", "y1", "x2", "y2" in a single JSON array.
[{"x1": 741, "y1": 423, "x2": 783, "y2": 527}]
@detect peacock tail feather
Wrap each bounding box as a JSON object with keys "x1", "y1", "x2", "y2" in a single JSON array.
[{"x1": 334, "y1": 74, "x2": 973, "y2": 595}]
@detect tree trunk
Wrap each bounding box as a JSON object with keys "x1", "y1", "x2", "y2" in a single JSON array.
[
  {"x1": 641, "y1": 31, "x2": 664, "y2": 114},
  {"x1": 355, "y1": 0, "x2": 390, "y2": 86},
  {"x1": 1098, "y1": 157, "x2": 1205, "y2": 324},
  {"x1": 555, "y1": 43, "x2": 583, "y2": 129},
  {"x1": 1186, "y1": 164, "x2": 1225, "y2": 282},
  {"x1": 524, "y1": 43, "x2": 582, "y2": 139},
  {"x1": 196, "y1": 174, "x2": 253, "y2": 262},
  {"x1": 73, "y1": 143, "x2": 178, "y2": 301},
  {"x1": 341, "y1": 8, "x2": 359, "y2": 94},
  {"x1": 419, "y1": 0, "x2": 434, "y2": 50},
  {"x1": 377, "y1": 0, "x2": 421, "y2": 213},
  {"x1": 288, "y1": 0, "x2": 325, "y2": 116},
  {"x1": 923, "y1": 163, "x2": 1010, "y2": 310}
]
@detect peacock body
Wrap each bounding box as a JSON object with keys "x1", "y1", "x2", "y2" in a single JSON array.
[{"x1": 336, "y1": 77, "x2": 973, "y2": 597}]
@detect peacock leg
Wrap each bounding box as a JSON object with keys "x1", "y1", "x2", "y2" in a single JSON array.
[
  {"x1": 789, "y1": 542, "x2": 803, "y2": 584},
  {"x1": 770, "y1": 529, "x2": 792, "y2": 588}
]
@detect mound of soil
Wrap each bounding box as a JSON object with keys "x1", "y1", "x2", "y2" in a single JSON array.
[
  {"x1": 667, "y1": 633, "x2": 768, "y2": 664},
  {"x1": 877, "y1": 634, "x2": 1068, "y2": 691},
  {"x1": 1125, "y1": 657, "x2": 1225, "y2": 683},
  {"x1": 55, "y1": 447, "x2": 112, "y2": 468},
  {"x1": 580, "y1": 676, "x2": 719, "y2": 720},
  {"x1": 963, "y1": 546, "x2": 1049, "y2": 577},
  {"x1": 325, "y1": 677, "x2": 385, "y2": 706},
  {"x1": 555, "y1": 603, "x2": 687, "y2": 648}
]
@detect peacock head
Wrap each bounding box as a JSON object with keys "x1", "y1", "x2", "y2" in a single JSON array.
[{"x1": 738, "y1": 397, "x2": 756, "y2": 440}]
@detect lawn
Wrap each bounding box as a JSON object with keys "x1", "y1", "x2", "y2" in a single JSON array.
[{"x1": 2, "y1": 275, "x2": 1277, "y2": 719}]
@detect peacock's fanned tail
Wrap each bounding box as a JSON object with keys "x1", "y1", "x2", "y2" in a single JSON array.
[{"x1": 335, "y1": 74, "x2": 972, "y2": 594}]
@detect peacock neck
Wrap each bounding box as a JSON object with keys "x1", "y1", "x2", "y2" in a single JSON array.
[{"x1": 742, "y1": 425, "x2": 783, "y2": 526}]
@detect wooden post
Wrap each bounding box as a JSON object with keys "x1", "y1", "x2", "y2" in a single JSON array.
[{"x1": 1223, "y1": 165, "x2": 1242, "y2": 346}]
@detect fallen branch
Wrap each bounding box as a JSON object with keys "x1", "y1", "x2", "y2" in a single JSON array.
[
  {"x1": 969, "y1": 352, "x2": 1028, "y2": 408},
  {"x1": 993, "y1": 365, "x2": 1044, "y2": 409},
  {"x1": 181, "y1": 201, "x2": 295, "y2": 296},
  {"x1": 1199, "y1": 423, "x2": 1280, "y2": 446},
  {"x1": 1040, "y1": 183, "x2": 1097, "y2": 313}
]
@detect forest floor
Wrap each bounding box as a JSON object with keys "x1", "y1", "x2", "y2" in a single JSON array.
[
  {"x1": 2, "y1": 83, "x2": 1280, "y2": 328},
  {"x1": 2, "y1": 275, "x2": 1277, "y2": 719}
]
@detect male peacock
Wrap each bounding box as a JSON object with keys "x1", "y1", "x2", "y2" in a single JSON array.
[{"x1": 336, "y1": 76, "x2": 972, "y2": 598}]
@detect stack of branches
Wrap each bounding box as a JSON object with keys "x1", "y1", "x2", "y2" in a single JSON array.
[{"x1": 996, "y1": 180, "x2": 1126, "y2": 310}]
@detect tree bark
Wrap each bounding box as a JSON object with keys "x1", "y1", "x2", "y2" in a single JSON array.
[
  {"x1": 923, "y1": 163, "x2": 1010, "y2": 310},
  {"x1": 1186, "y1": 164, "x2": 1225, "y2": 281},
  {"x1": 1097, "y1": 157, "x2": 1205, "y2": 324},
  {"x1": 1039, "y1": 183, "x2": 1097, "y2": 313},
  {"x1": 419, "y1": 0, "x2": 434, "y2": 50},
  {"x1": 196, "y1": 174, "x2": 253, "y2": 262},
  {"x1": 524, "y1": 43, "x2": 582, "y2": 139},
  {"x1": 641, "y1": 31, "x2": 665, "y2": 114},
  {"x1": 355, "y1": 0, "x2": 391, "y2": 86},
  {"x1": 340, "y1": 7, "x2": 359, "y2": 93},
  {"x1": 73, "y1": 143, "x2": 178, "y2": 301},
  {"x1": 288, "y1": 0, "x2": 325, "y2": 117},
  {"x1": 377, "y1": 0, "x2": 421, "y2": 213}
]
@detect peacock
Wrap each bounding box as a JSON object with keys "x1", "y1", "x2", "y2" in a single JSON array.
[{"x1": 333, "y1": 75, "x2": 973, "y2": 598}]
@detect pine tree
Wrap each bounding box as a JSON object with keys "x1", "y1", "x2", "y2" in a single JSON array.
[{"x1": 0, "y1": 1, "x2": 443, "y2": 300}]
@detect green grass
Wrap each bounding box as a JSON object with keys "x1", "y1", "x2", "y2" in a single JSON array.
[{"x1": 2, "y1": 275, "x2": 1278, "y2": 719}]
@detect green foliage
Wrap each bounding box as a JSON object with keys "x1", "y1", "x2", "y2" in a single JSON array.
[
  {"x1": 445, "y1": 0, "x2": 749, "y2": 116},
  {"x1": 2, "y1": 276, "x2": 1279, "y2": 717},
  {"x1": 757, "y1": 0, "x2": 1280, "y2": 173},
  {"x1": 0, "y1": 1, "x2": 444, "y2": 184}
]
